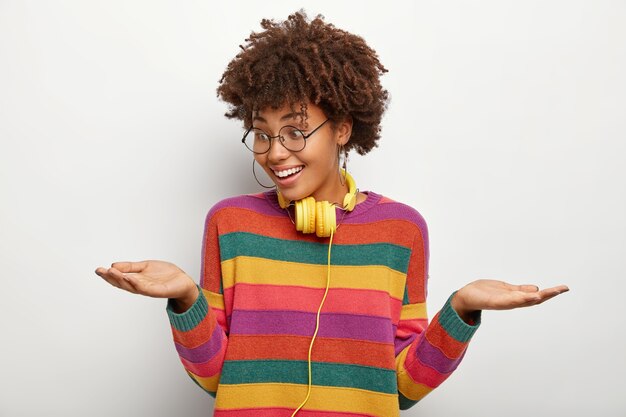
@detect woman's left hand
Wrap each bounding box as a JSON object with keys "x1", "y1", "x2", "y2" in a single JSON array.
[{"x1": 451, "y1": 279, "x2": 569, "y2": 322}]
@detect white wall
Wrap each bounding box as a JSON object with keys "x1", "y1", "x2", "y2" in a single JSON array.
[{"x1": 1, "y1": 1, "x2": 624, "y2": 416}]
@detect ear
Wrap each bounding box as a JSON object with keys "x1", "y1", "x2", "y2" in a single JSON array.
[{"x1": 334, "y1": 115, "x2": 353, "y2": 146}]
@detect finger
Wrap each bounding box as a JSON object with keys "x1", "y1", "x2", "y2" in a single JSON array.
[
  {"x1": 111, "y1": 261, "x2": 149, "y2": 273},
  {"x1": 544, "y1": 284, "x2": 569, "y2": 293},
  {"x1": 103, "y1": 267, "x2": 139, "y2": 294},
  {"x1": 498, "y1": 291, "x2": 542, "y2": 309},
  {"x1": 515, "y1": 284, "x2": 540, "y2": 293},
  {"x1": 96, "y1": 270, "x2": 129, "y2": 291}
]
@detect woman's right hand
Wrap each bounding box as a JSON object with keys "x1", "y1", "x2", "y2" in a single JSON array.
[{"x1": 94, "y1": 260, "x2": 199, "y2": 311}]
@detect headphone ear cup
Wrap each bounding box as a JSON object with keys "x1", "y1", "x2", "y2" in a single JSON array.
[
  {"x1": 296, "y1": 197, "x2": 316, "y2": 234},
  {"x1": 315, "y1": 200, "x2": 336, "y2": 237}
]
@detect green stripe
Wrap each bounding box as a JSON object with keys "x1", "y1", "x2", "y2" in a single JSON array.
[
  {"x1": 219, "y1": 232, "x2": 411, "y2": 273},
  {"x1": 166, "y1": 285, "x2": 208, "y2": 332},
  {"x1": 187, "y1": 371, "x2": 216, "y2": 398},
  {"x1": 437, "y1": 291, "x2": 481, "y2": 343},
  {"x1": 219, "y1": 359, "x2": 397, "y2": 394},
  {"x1": 402, "y1": 283, "x2": 410, "y2": 305},
  {"x1": 398, "y1": 391, "x2": 419, "y2": 409}
]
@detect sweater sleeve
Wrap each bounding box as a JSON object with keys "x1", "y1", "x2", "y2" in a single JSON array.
[
  {"x1": 165, "y1": 208, "x2": 229, "y2": 398},
  {"x1": 394, "y1": 220, "x2": 481, "y2": 409}
]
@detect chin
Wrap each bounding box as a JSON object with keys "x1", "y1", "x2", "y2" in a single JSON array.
[{"x1": 277, "y1": 187, "x2": 307, "y2": 202}]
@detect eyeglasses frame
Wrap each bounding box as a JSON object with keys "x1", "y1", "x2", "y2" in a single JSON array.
[{"x1": 241, "y1": 118, "x2": 331, "y2": 154}]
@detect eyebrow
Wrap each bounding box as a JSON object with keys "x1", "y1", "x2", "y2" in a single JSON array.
[{"x1": 253, "y1": 112, "x2": 303, "y2": 123}]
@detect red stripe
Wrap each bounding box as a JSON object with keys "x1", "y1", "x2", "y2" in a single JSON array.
[
  {"x1": 225, "y1": 334, "x2": 395, "y2": 369},
  {"x1": 224, "y1": 284, "x2": 400, "y2": 318},
  {"x1": 424, "y1": 313, "x2": 468, "y2": 358}
]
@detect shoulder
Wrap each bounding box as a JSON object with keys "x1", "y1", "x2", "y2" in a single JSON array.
[
  {"x1": 205, "y1": 192, "x2": 279, "y2": 223},
  {"x1": 365, "y1": 192, "x2": 429, "y2": 232}
]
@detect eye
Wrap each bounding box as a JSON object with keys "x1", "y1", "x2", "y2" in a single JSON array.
[
  {"x1": 253, "y1": 129, "x2": 270, "y2": 141},
  {"x1": 283, "y1": 126, "x2": 305, "y2": 140}
]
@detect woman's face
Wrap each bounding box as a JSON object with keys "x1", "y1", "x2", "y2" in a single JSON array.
[{"x1": 252, "y1": 101, "x2": 352, "y2": 204}]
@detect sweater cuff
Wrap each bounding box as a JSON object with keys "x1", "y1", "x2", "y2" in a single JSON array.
[
  {"x1": 166, "y1": 285, "x2": 209, "y2": 332},
  {"x1": 438, "y1": 291, "x2": 481, "y2": 343}
]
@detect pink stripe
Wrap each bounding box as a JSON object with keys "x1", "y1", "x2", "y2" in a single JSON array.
[{"x1": 225, "y1": 284, "x2": 400, "y2": 318}]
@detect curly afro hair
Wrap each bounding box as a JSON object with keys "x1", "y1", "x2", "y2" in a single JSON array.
[{"x1": 217, "y1": 10, "x2": 389, "y2": 155}]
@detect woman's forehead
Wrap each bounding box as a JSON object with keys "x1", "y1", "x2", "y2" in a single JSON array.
[{"x1": 254, "y1": 100, "x2": 324, "y2": 119}]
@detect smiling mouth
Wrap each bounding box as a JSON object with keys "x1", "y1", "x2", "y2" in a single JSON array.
[{"x1": 272, "y1": 166, "x2": 304, "y2": 178}]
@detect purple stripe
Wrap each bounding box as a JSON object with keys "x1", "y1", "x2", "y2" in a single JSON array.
[
  {"x1": 395, "y1": 333, "x2": 418, "y2": 356},
  {"x1": 230, "y1": 309, "x2": 395, "y2": 343},
  {"x1": 174, "y1": 323, "x2": 224, "y2": 363},
  {"x1": 413, "y1": 336, "x2": 463, "y2": 374},
  {"x1": 208, "y1": 194, "x2": 285, "y2": 218}
]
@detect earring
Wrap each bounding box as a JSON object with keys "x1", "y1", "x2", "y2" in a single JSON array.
[
  {"x1": 338, "y1": 145, "x2": 348, "y2": 186},
  {"x1": 252, "y1": 159, "x2": 275, "y2": 189}
]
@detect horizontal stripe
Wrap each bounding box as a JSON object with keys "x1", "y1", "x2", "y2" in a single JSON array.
[
  {"x1": 209, "y1": 205, "x2": 419, "y2": 248},
  {"x1": 187, "y1": 369, "x2": 221, "y2": 394},
  {"x1": 399, "y1": 303, "x2": 428, "y2": 320},
  {"x1": 180, "y1": 340, "x2": 226, "y2": 377},
  {"x1": 394, "y1": 317, "x2": 427, "y2": 355},
  {"x1": 219, "y1": 232, "x2": 412, "y2": 273},
  {"x1": 219, "y1": 359, "x2": 397, "y2": 394},
  {"x1": 208, "y1": 194, "x2": 286, "y2": 219},
  {"x1": 423, "y1": 315, "x2": 468, "y2": 358},
  {"x1": 225, "y1": 335, "x2": 395, "y2": 369},
  {"x1": 175, "y1": 323, "x2": 224, "y2": 363},
  {"x1": 204, "y1": 288, "x2": 224, "y2": 310},
  {"x1": 225, "y1": 283, "x2": 400, "y2": 318},
  {"x1": 229, "y1": 309, "x2": 395, "y2": 343},
  {"x1": 406, "y1": 352, "x2": 452, "y2": 389},
  {"x1": 413, "y1": 335, "x2": 462, "y2": 374},
  {"x1": 396, "y1": 345, "x2": 434, "y2": 401},
  {"x1": 214, "y1": 383, "x2": 399, "y2": 417},
  {"x1": 214, "y1": 407, "x2": 378, "y2": 417},
  {"x1": 220, "y1": 257, "x2": 406, "y2": 299}
]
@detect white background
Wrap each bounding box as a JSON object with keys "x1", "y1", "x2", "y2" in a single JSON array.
[{"x1": 1, "y1": 1, "x2": 624, "y2": 416}]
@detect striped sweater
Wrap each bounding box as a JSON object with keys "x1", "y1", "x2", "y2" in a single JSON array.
[{"x1": 166, "y1": 190, "x2": 480, "y2": 416}]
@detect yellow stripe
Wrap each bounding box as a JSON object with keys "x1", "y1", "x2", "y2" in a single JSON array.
[
  {"x1": 400, "y1": 303, "x2": 428, "y2": 320},
  {"x1": 188, "y1": 370, "x2": 221, "y2": 393},
  {"x1": 396, "y1": 346, "x2": 433, "y2": 401},
  {"x1": 215, "y1": 383, "x2": 399, "y2": 416},
  {"x1": 220, "y1": 256, "x2": 406, "y2": 299},
  {"x1": 202, "y1": 289, "x2": 224, "y2": 310}
]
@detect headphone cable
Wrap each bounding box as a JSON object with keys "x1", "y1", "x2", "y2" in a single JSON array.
[{"x1": 291, "y1": 228, "x2": 334, "y2": 416}]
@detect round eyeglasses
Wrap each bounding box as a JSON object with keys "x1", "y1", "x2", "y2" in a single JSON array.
[{"x1": 241, "y1": 118, "x2": 330, "y2": 154}]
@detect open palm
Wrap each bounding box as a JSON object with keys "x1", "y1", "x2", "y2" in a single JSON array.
[
  {"x1": 95, "y1": 260, "x2": 196, "y2": 300},
  {"x1": 452, "y1": 279, "x2": 569, "y2": 319}
]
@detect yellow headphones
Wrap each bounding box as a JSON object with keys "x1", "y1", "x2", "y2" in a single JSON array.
[{"x1": 276, "y1": 170, "x2": 357, "y2": 237}]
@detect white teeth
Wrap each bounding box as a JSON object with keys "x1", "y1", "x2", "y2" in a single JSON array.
[{"x1": 274, "y1": 166, "x2": 303, "y2": 178}]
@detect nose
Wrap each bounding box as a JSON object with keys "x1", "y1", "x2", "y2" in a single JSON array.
[{"x1": 266, "y1": 135, "x2": 290, "y2": 163}]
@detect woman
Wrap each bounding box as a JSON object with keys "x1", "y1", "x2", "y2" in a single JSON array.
[{"x1": 95, "y1": 11, "x2": 568, "y2": 417}]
